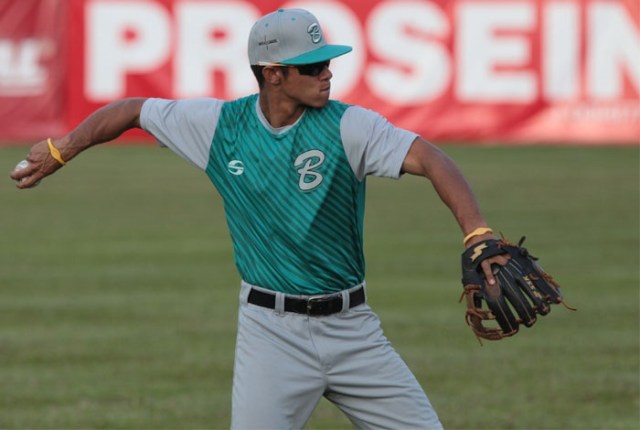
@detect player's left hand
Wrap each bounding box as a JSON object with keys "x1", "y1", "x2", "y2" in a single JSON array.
[
  {"x1": 464, "y1": 233, "x2": 509, "y2": 292},
  {"x1": 459, "y1": 236, "x2": 574, "y2": 341},
  {"x1": 10, "y1": 139, "x2": 65, "y2": 189}
]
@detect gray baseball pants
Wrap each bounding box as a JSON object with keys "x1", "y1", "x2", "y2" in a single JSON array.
[{"x1": 231, "y1": 281, "x2": 443, "y2": 429}]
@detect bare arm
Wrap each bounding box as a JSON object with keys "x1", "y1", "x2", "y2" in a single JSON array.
[
  {"x1": 10, "y1": 98, "x2": 147, "y2": 189},
  {"x1": 402, "y1": 137, "x2": 505, "y2": 284},
  {"x1": 402, "y1": 137, "x2": 490, "y2": 238}
]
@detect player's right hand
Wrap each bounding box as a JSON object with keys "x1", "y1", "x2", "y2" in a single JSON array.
[{"x1": 10, "y1": 139, "x2": 65, "y2": 189}]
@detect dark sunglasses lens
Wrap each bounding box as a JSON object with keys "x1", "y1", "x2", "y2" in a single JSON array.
[{"x1": 297, "y1": 61, "x2": 330, "y2": 76}]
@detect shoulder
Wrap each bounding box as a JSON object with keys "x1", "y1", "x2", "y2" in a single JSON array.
[
  {"x1": 339, "y1": 105, "x2": 418, "y2": 180},
  {"x1": 141, "y1": 97, "x2": 226, "y2": 126},
  {"x1": 214, "y1": 94, "x2": 258, "y2": 127},
  {"x1": 341, "y1": 105, "x2": 386, "y2": 127},
  {"x1": 143, "y1": 97, "x2": 226, "y2": 112},
  {"x1": 339, "y1": 105, "x2": 386, "y2": 142},
  {"x1": 341, "y1": 105, "x2": 418, "y2": 141},
  {"x1": 221, "y1": 94, "x2": 258, "y2": 113},
  {"x1": 139, "y1": 97, "x2": 231, "y2": 171}
]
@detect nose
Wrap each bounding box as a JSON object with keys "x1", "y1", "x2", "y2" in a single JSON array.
[{"x1": 320, "y1": 65, "x2": 332, "y2": 80}]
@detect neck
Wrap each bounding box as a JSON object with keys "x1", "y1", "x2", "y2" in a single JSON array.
[{"x1": 258, "y1": 92, "x2": 305, "y2": 128}]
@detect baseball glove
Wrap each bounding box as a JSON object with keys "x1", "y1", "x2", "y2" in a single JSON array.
[{"x1": 460, "y1": 236, "x2": 573, "y2": 341}]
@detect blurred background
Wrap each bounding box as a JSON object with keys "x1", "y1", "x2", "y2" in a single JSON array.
[
  {"x1": 1, "y1": 0, "x2": 638, "y2": 429},
  {"x1": 2, "y1": 0, "x2": 638, "y2": 143}
]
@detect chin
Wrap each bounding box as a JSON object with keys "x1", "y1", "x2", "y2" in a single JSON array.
[{"x1": 310, "y1": 94, "x2": 331, "y2": 108}]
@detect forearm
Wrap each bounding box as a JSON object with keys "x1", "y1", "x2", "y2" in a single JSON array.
[
  {"x1": 10, "y1": 98, "x2": 147, "y2": 189},
  {"x1": 59, "y1": 98, "x2": 147, "y2": 161},
  {"x1": 402, "y1": 138, "x2": 490, "y2": 239},
  {"x1": 428, "y1": 152, "x2": 487, "y2": 235}
]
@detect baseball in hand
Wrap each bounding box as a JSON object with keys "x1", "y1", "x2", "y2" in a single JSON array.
[
  {"x1": 15, "y1": 159, "x2": 29, "y2": 171},
  {"x1": 13, "y1": 159, "x2": 40, "y2": 187}
]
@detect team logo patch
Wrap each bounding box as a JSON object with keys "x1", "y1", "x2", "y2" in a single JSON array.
[
  {"x1": 295, "y1": 150, "x2": 325, "y2": 191},
  {"x1": 307, "y1": 23, "x2": 322, "y2": 44},
  {"x1": 228, "y1": 160, "x2": 245, "y2": 175}
]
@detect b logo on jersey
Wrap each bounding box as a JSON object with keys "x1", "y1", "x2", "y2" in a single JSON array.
[{"x1": 295, "y1": 150, "x2": 325, "y2": 191}]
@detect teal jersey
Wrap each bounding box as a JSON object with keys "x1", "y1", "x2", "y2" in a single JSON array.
[
  {"x1": 140, "y1": 95, "x2": 416, "y2": 296},
  {"x1": 206, "y1": 95, "x2": 364, "y2": 294}
]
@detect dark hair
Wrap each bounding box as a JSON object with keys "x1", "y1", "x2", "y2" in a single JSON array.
[
  {"x1": 251, "y1": 65, "x2": 265, "y2": 89},
  {"x1": 250, "y1": 65, "x2": 289, "y2": 89}
]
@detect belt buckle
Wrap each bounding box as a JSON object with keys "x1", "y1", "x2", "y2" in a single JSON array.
[{"x1": 306, "y1": 294, "x2": 332, "y2": 315}]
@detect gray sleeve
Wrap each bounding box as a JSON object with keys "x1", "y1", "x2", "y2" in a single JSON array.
[
  {"x1": 140, "y1": 97, "x2": 224, "y2": 170},
  {"x1": 340, "y1": 106, "x2": 418, "y2": 181}
]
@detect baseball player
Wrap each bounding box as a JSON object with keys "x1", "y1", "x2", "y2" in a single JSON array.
[{"x1": 11, "y1": 9, "x2": 499, "y2": 429}]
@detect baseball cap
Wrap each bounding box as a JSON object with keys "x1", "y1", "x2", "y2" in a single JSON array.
[{"x1": 248, "y1": 9, "x2": 352, "y2": 66}]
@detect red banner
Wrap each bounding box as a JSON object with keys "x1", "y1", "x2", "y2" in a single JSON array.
[
  {"x1": 0, "y1": 0, "x2": 67, "y2": 141},
  {"x1": 2, "y1": 0, "x2": 639, "y2": 144}
]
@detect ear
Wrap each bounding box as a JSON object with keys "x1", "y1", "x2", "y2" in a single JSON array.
[{"x1": 263, "y1": 66, "x2": 283, "y2": 86}]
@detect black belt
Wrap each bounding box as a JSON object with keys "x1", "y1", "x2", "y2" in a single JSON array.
[{"x1": 247, "y1": 286, "x2": 365, "y2": 316}]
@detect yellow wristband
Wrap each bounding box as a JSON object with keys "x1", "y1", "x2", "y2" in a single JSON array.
[
  {"x1": 47, "y1": 138, "x2": 67, "y2": 166},
  {"x1": 463, "y1": 227, "x2": 493, "y2": 245}
]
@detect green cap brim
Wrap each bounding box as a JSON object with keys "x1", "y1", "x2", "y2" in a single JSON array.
[{"x1": 281, "y1": 45, "x2": 352, "y2": 65}]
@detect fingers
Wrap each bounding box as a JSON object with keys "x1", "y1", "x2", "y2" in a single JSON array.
[
  {"x1": 492, "y1": 254, "x2": 511, "y2": 266},
  {"x1": 10, "y1": 159, "x2": 39, "y2": 189},
  {"x1": 480, "y1": 254, "x2": 511, "y2": 286},
  {"x1": 481, "y1": 260, "x2": 497, "y2": 286},
  {"x1": 9, "y1": 140, "x2": 62, "y2": 189}
]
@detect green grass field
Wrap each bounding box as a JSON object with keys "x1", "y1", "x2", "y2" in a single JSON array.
[{"x1": 0, "y1": 144, "x2": 638, "y2": 429}]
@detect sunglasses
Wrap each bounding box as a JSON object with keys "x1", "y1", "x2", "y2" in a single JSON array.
[
  {"x1": 293, "y1": 61, "x2": 330, "y2": 77},
  {"x1": 259, "y1": 60, "x2": 330, "y2": 77}
]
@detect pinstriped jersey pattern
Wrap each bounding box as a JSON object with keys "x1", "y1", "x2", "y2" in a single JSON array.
[{"x1": 205, "y1": 95, "x2": 365, "y2": 295}]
